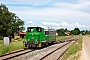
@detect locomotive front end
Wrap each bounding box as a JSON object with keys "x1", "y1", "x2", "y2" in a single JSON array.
[{"x1": 24, "y1": 27, "x2": 43, "y2": 48}]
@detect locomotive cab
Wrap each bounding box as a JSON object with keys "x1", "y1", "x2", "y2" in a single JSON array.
[{"x1": 24, "y1": 27, "x2": 44, "y2": 48}]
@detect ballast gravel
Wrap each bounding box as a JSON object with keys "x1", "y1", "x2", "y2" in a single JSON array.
[{"x1": 11, "y1": 41, "x2": 74, "y2": 60}]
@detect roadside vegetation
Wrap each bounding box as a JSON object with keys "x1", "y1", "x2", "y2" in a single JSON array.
[
  {"x1": 0, "y1": 38, "x2": 24, "y2": 55},
  {"x1": 63, "y1": 36, "x2": 82, "y2": 60}
]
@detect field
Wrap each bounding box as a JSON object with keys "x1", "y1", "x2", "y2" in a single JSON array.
[{"x1": 0, "y1": 36, "x2": 74, "y2": 55}]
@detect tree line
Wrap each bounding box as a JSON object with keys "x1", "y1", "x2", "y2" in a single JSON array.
[
  {"x1": 57, "y1": 28, "x2": 90, "y2": 36},
  {"x1": 0, "y1": 4, "x2": 25, "y2": 39}
]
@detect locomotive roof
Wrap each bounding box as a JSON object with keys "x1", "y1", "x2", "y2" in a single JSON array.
[{"x1": 45, "y1": 29, "x2": 55, "y2": 31}]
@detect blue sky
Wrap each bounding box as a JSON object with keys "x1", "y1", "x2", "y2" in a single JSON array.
[{"x1": 1, "y1": 0, "x2": 90, "y2": 30}]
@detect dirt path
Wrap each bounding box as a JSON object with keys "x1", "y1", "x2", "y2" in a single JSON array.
[{"x1": 79, "y1": 36, "x2": 90, "y2": 60}]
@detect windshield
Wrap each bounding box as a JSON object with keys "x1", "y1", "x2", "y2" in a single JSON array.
[{"x1": 27, "y1": 27, "x2": 42, "y2": 32}]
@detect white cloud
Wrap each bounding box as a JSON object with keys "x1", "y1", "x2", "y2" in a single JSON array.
[
  {"x1": 41, "y1": 21, "x2": 59, "y2": 26},
  {"x1": 25, "y1": 21, "x2": 87, "y2": 30},
  {"x1": 3, "y1": 0, "x2": 90, "y2": 22},
  {"x1": 24, "y1": 20, "x2": 37, "y2": 28},
  {"x1": 60, "y1": 21, "x2": 69, "y2": 27},
  {"x1": 11, "y1": 8, "x2": 90, "y2": 23},
  {"x1": 2, "y1": 0, "x2": 90, "y2": 12},
  {"x1": 23, "y1": 19, "x2": 90, "y2": 31},
  {"x1": 75, "y1": 23, "x2": 85, "y2": 27},
  {"x1": 26, "y1": 21, "x2": 35, "y2": 25},
  {"x1": 79, "y1": 0, "x2": 90, "y2": 3},
  {"x1": 53, "y1": 0, "x2": 90, "y2": 14}
]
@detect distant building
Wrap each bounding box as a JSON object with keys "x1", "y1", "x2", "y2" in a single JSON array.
[
  {"x1": 56, "y1": 32, "x2": 58, "y2": 36},
  {"x1": 14, "y1": 31, "x2": 26, "y2": 39},
  {"x1": 19, "y1": 31, "x2": 26, "y2": 38},
  {"x1": 65, "y1": 32, "x2": 71, "y2": 35}
]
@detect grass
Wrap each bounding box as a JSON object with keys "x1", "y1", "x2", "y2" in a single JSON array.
[
  {"x1": 0, "y1": 40, "x2": 3, "y2": 49},
  {"x1": 0, "y1": 40, "x2": 3, "y2": 44},
  {"x1": 0, "y1": 38, "x2": 24, "y2": 55},
  {"x1": 63, "y1": 36, "x2": 82, "y2": 60},
  {"x1": 56, "y1": 36, "x2": 73, "y2": 41}
]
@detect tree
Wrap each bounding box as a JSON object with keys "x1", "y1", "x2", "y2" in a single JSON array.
[
  {"x1": 80, "y1": 30, "x2": 86, "y2": 35},
  {"x1": 71, "y1": 28, "x2": 80, "y2": 35},
  {"x1": 64, "y1": 28, "x2": 67, "y2": 32},
  {"x1": 57, "y1": 28, "x2": 65, "y2": 36},
  {"x1": 0, "y1": 4, "x2": 25, "y2": 37},
  {"x1": 88, "y1": 30, "x2": 90, "y2": 34},
  {"x1": 85, "y1": 30, "x2": 89, "y2": 34}
]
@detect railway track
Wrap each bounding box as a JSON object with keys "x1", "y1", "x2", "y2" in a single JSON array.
[
  {"x1": 0, "y1": 49, "x2": 35, "y2": 60},
  {"x1": 39, "y1": 38, "x2": 78, "y2": 60},
  {"x1": 0, "y1": 37, "x2": 78, "y2": 60}
]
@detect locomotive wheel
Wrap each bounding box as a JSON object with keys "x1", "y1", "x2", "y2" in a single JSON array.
[
  {"x1": 46, "y1": 42, "x2": 49, "y2": 46},
  {"x1": 42, "y1": 43, "x2": 45, "y2": 47},
  {"x1": 27, "y1": 44, "x2": 30, "y2": 49}
]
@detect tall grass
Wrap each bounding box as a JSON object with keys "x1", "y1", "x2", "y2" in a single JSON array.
[
  {"x1": 0, "y1": 46, "x2": 9, "y2": 55},
  {"x1": 0, "y1": 38, "x2": 24, "y2": 55}
]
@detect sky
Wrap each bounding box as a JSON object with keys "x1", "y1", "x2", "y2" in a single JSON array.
[{"x1": 1, "y1": 0, "x2": 90, "y2": 31}]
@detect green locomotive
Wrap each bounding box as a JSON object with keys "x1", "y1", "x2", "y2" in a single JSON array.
[{"x1": 24, "y1": 27, "x2": 56, "y2": 48}]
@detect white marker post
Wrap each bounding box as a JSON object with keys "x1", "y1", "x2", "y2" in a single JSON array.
[{"x1": 4, "y1": 37, "x2": 10, "y2": 46}]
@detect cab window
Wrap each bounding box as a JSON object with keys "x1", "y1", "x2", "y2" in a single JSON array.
[
  {"x1": 36, "y1": 28, "x2": 42, "y2": 32},
  {"x1": 28, "y1": 28, "x2": 33, "y2": 32}
]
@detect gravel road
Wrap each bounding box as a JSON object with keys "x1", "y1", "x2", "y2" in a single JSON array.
[{"x1": 80, "y1": 36, "x2": 90, "y2": 60}]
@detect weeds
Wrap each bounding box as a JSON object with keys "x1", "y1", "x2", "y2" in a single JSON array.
[{"x1": 64, "y1": 36, "x2": 82, "y2": 60}]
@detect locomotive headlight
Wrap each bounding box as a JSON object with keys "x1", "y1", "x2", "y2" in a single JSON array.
[
  {"x1": 35, "y1": 40, "x2": 38, "y2": 44},
  {"x1": 23, "y1": 39, "x2": 27, "y2": 44}
]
